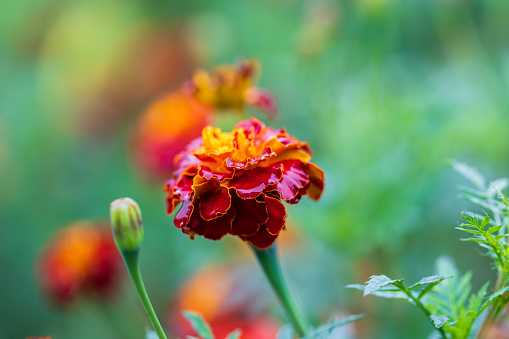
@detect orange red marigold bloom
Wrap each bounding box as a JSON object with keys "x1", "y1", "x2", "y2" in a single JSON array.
[
  {"x1": 183, "y1": 59, "x2": 277, "y2": 117},
  {"x1": 36, "y1": 222, "x2": 123, "y2": 304},
  {"x1": 131, "y1": 90, "x2": 212, "y2": 179},
  {"x1": 163, "y1": 118, "x2": 324, "y2": 249}
]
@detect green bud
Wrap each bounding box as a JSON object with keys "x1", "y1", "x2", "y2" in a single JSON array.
[{"x1": 110, "y1": 197, "x2": 144, "y2": 251}]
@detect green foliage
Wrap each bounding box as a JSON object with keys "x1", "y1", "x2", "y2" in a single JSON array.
[
  {"x1": 276, "y1": 315, "x2": 364, "y2": 339},
  {"x1": 182, "y1": 311, "x2": 215, "y2": 339},
  {"x1": 346, "y1": 255, "x2": 509, "y2": 339},
  {"x1": 424, "y1": 257, "x2": 489, "y2": 339},
  {"x1": 225, "y1": 330, "x2": 242, "y2": 339}
]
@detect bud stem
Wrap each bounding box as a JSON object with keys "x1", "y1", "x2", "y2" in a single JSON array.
[
  {"x1": 250, "y1": 244, "x2": 310, "y2": 337},
  {"x1": 121, "y1": 250, "x2": 168, "y2": 339}
]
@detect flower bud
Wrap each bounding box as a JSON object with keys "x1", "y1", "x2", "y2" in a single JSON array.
[{"x1": 110, "y1": 197, "x2": 144, "y2": 251}]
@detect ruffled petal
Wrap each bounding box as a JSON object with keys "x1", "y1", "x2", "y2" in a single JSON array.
[
  {"x1": 226, "y1": 147, "x2": 276, "y2": 169},
  {"x1": 199, "y1": 186, "x2": 232, "y2": 221},
  {"x1": 307, "y1": 162, "x2": 325, "y2": 200},
  {"x1": 276, "y1": 160, "x2": 309, "y2": 201},
  {"x1": 263, "y1": 195, "x2": 286, "y2": 235},
  {"x1": 184, "y1": 207, "x2": 236, "y2": 240},
  {"x1": 248, "y1": 225, "x2": 279, "y2": 249},
  {"x1": 229, "y1": 193, "x2": 269, "y2": 236},
  {"x1": 227, "y1": 164, "x2": 283, "y2": 199},
  {"x1": 198, "y1": 165, "x2": 234, "y2": 182},
  {"x1": 174, "y1": 200, "x2": 194, "y2": 229}
]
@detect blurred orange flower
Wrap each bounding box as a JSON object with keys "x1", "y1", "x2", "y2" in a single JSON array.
[
  {"x1": 36, "y1": 222, "x2": 123, "y2": 304},
  {"x1": 168, "y1": 265, "x2": 280, "y2": 339},
  {"x1": 164, "y1": 117, "x2": 324, "y2": 249},
  {"x1": 183, "y1": 58, "x2": 277, "y2": 117},
  {"x1": 131, "y1": 90, "x2": 213, "y2": 179}
]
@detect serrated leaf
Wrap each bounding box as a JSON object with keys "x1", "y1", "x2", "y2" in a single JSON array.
[
  {"x1": 225, "y1": 329, "x2": 242, "y2": 339},
  {"x1": 451, "y1": 160, "x2": 486, "y2": 190},
  {"x1": 487, "y1": 225, "x2": 502, "y2": 234},
  {"x1": 460, "y1": 238, "x2": 488, "y2": 243},
  {"x1": 363, "y1": 275, "x2": 403, "y2": 296},
  {"x1": 430, "y1": 315, "x2": 449, "y2": 328},
  {"x1": 480, "y1": 285, "x2": 509, "y2": 313},
  {"x1": 368, "y1": 290, "x2": 410, "y2": 300},
  {"x1": 409, "y1": 275, "x2": 448, "y2": 290},
  {"x1": 455, "y1": 227, "x2": 482, "y2": 235},
  {"x1": 182, "y1": 311, "x2": 214, "y2": 339},
  {"x1": 481, "y1": 215, "x2": 491, "y2": 229},
  {"x1": 488, "y1": 178, "x2": 509, "y2": 198},
  {"x1": 304, "y1": 314, "x2": 364, "y2": 339},
  {"x1": 277, "y1": 324, "x2": 294, "y2": 339}
]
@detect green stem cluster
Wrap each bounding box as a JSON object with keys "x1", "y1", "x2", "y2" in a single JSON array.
[{"x1": 251, "y1": 244, "x2": 310, "y2": 337}]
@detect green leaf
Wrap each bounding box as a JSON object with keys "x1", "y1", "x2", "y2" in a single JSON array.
[
  {"x1": 225, "y1": 329, "x2": 242, "y2": 339},
  {"x1": 487, "y1": 178, "x2": 509, "y2": 198},
  {"x1": 430, "y1": 315, "x2": 449, "y2": 329},
  {"x1": 460, "y1": 238, "x2": 488, "y2": 243},
  {"x1": 363, "y1": 275, "x2": 403, "y2": 296},
  {"x1": 277, "y1": 324, "x2": 294, "y2": 339},
  {"x1": 480, "y1": 285, "x2": 509, "y2": 313},
  {"x1": 409, "y1": 275, "x2": 448, "y2": 290},
  {"x1": 182, "y1": 311, "x2": 215, "y2": 339},
  {"x1": 455, "y1": 227, "x2": 482, "y2": 235},
  {"x1": 487, "y1": 225, "x2": 502, "y2": 234},
  {"x1": 481, "y1": 216, "x2": 491, "y2": 229},
  {"x1": 451, "y1": 160, "x2": 486, "y2": 190},
  {"x1": 304, "y1": 314, "x2": 364, "y2": 339}
]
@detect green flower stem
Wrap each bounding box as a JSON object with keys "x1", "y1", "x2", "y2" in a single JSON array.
[
  {"x1": 122, "y1": 249, "x2": 168, "y2": 339},
  {"x1": 251, "y1": 244, "x2": 310, "y2": 337}
]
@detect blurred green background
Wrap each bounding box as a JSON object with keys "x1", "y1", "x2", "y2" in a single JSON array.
[{"x1": 2, "y1": 0, "x2": 509, "y2": 338}]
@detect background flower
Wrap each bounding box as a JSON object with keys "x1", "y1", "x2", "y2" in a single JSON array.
[
  {"x1": 167, "y1": 264, "x2": 280, "y2": 339},
  {"x1": 183, "y1": 58, "x2": 277, "y2": 117},
  {"x1": 36, "y1": 222, "x2": 123, "y2": 304}
]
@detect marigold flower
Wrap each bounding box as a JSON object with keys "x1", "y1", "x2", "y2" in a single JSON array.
[
  {"x1": 131, "y1": 90, "x2": 212, "y2": 179},
  {"x1": 36, "y1": 222, "x2": 123, "y2": 303},
  {"x1": 163, "y1": 118, "x2": 324, "y2": 249},
  {"x1": 183, "y1": 59, "x2": 277, "y2": 117}
]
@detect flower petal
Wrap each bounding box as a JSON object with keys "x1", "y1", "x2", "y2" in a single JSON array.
[
  {"x1": 263, "y1": 195, "x2": 286, "y2": 235},
  {"x1": 199, "y1": 186, "x2": 232, "y2": 221},
  {"x1": 184, "y1": 207, "x2": 236, "y2": 241},
  {"x1": 276, "y1": 160, "x2": 309, "y2": 201},
  {"x1": 227, "y1": 164, "x2": 283, "y2": 199},
  {"x1": 307, "y1": 162, "x2": 325, "y2": 200},
  {"x1": 174, "y1": 200, "x2": 194, "y2": 229},
  {"x1": 198, "y1": 165, "x2": 234, "y2": 182},
  {"x1": 248, "y1": 225, "x2": 279, "y2": 249},
  {"x1": 226, "y1": 147, "x2": 276, "y2": 169},
  {"x1": 229, "y1": 193, "x2": 269, "y2": 236}
]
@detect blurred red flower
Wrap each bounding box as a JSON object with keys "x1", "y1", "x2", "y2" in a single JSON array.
[
  {"x1": 163, "y1": 117, "x2": 324, "y2": 249},
  {"x1": 183, "y1": 58, "x2": 278, "y2": 117},
  {"x1": 168, "y1": 265, "x2": 280, "y2": 339},
  {"x1": 131, "y1": 90, "x2": 213, "y2": 180},
  {"x1": 36, "y1": 222, "x2": 123, "y2": 304}
]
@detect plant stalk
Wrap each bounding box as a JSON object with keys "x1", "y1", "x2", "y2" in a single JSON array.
[
  {"x1": 477, "y1": 270, "x2": 509, "y2": 339},
  {"x1": 251, "y1": 244, "x2": 310, "y2": 337},
  {"x1": 122, "y1": 249, "x2": 168, "y2": 339}
]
